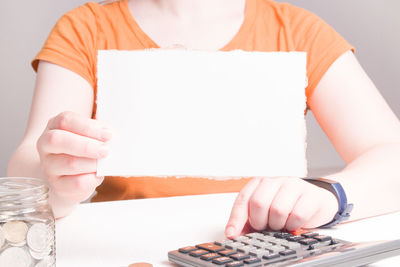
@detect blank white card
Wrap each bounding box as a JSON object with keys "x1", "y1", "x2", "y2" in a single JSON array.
[{"x1": 96, "y1": 50, "x2": 307, "y2": 179}]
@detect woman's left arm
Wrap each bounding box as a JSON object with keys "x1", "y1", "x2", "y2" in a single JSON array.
[{"x1": 308, "y1": 50, "x2": 400, "y2": 220}]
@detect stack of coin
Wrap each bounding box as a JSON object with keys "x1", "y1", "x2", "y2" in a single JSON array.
[{"x1": 0, "y1": 220, "x2": 55, "y2": 267}]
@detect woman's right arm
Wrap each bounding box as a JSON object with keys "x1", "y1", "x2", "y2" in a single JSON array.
[{"x1": 7, "y1": 61, "x2": 111, "y2": 219}]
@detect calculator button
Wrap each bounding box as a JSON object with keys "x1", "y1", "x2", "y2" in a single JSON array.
[
  {"x1": 249, "y1": 248, "x2": 269, "y2": 258},
  {"x1": 262, "y1": 230, "x2": 279, "y2": 236},
  {"x1": 189, "y1": 249, "x2": 209, "y2": 257},
  {"x1": 243, "y1": 256, "x2": 261, "y2": 264},
  {"x1": 245, "y1": 239, "x2": 265, "y2": 248},
  {"x1": 282, "y1": 241, "x2": 301, "y2": 250},
  {"x1": 266, "y1": 245, "x2": 285, "y2": 253},
  {"x1": 215, "y1": 240, "x2": 235, "y2": 246},
  {"x1": 290, "y1": 229, "x2": 308, "y2": 236},
  {"x1": 212, "y1": 257, "x2": 233, "y2": 265},
  {"x1": 178, "y1": 246, "x2": 197, "y2": 253},
  {"x1": 237, "y1": 245, "x2": 256, "y2": 254},
  {"x1": 234, "y1": 236, "x2": 251, "y2": 243},
  {"x1": 196, "y1": 243, "x2": 225, "y2": 252},
  {"x1": 299, "y1": 238, "x2": 318, "y2": 246},
  {"x1": 272, "y1": 239, "x2": 290, "y2": 246},
  {"x1": 262, "y1": 253, "x2": 280, "y2": 260},
  {"x1": 253, "y1": 241, "x2": 273, "y2": 250},
  {"x1": 230, "y1": 253, "x2": 250, "y2": 261},
  {"x1": 200, "y1": 253, "x2": 220, "y2": 261},
  {"x1": 240, "y1": 239, "x2": 252, "y2": 246},
  {"x1": 245, "y1": 233, "x2": 264, "y2": 239},
  {"x1": 219, "y1": 249, "x2": 236, "y2": 256},
  {"x1": 226, "y1": 242, "x2": 245, "y2": 250},
  {"x1": 226, "y1": 261, "x2": 244, "y2": 267},
  {"x1": 256, "y1": 235, "x2": 277, "y2": 243},
  {"x1": 279, "y1": 249, "x2": 296, "y2": 256},
  {"x1": 287, "y1": 236, "x2": 304, "y2": 242},
  {"x1": 310, "y1": 239, "x2": 333, "y2": 250},
  {"x1": 313, "y1": 235, "x2": 332, "y2": 242},
  {"x1": 273, "y1": 232, "x2": 292, "y2": 239},
  {"x1": 301, "y1": 232, "x2": 318, "y2": 238}
]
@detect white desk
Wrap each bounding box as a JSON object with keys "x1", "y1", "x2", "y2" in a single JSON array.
[{"x1": 56, "y1": 193, "x2": 400, "y2": 267}]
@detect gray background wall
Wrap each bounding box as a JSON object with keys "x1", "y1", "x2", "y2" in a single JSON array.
[{"x1": 0, "y1": 0, "x2": 399, "y2": 176}]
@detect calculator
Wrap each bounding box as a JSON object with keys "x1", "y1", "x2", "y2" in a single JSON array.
[{"x1": 168, "y1": 229, "x2": 400, "y2": 266}]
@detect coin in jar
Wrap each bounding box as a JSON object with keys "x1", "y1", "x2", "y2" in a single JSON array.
[
  {"x1": 34, "y1": 256, "x2": 54, "y2": 267},
  {"x1": 27, "y1": 223, "x2": 52, "y2": 252},
  {"x1": 29, "y1": 246, "x2": 51, "y2": 260},
  {"x1": 0, "y1": 247, "x2": 32, "y2": 267},
  {"x1": 3, "y1": 221, "x2": 28, "y2": 244}
]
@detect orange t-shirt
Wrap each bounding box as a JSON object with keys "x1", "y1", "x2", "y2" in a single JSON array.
[{"x1": 32, "y1": 0, "x2": 353, "y2": 202}]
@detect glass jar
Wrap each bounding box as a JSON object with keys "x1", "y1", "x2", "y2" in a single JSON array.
[{"x1": 0, "y1": 177, "x2": 55, "y2": 267}]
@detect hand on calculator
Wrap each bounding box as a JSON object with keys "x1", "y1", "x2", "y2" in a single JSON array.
[{"x1": 225, "y1": 177, "x2": 339, "y2": 238}]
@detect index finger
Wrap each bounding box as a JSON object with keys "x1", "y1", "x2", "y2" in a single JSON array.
[
  {"x1": 225, "y1": 178, "x2": 261, "y2": 238},
  {"x1": 48, "y1": 111, "x2": 112, "y2": 141}
]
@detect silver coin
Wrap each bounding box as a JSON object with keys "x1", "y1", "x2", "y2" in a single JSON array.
[
  {"x1": 0, "y1": 247, "x2": 32, "y2": 267},
  {"x1": 0, "y1": 225, "x2": 5, "y2": 248},
  {"x1": 2, "y1": 221, "x2": 28, "y2": 244},
  {"x1": 29, "y1": 246, "x2": 51, "y2": 260},
  {"x1": 34, "y1": 256, "x2": 54, "y2": 267},
  {"x1": 27, "y1": 223, "x2": 52, "y2": 252},
  {"x1": 9, "y1": 240, "x2": 26, "y2": 247}
]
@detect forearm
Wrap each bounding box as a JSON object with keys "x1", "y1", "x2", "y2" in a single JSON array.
[
  {"x1": 7, "y1": 142, "x2": 77, "y2": 219},
  {"x1": 324, "y1": 142, "x2": 400, "y2": 221}
]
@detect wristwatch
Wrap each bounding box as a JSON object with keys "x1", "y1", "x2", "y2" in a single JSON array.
[{"x1": 303, "y1": 177, "x2": 353, "y2": 228}]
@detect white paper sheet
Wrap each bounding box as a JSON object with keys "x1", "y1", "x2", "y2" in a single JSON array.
[{"x1": 96, "y1": 50, "x2": 307, "y2": 179}]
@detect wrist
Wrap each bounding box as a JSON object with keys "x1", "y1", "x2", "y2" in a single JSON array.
[{"x1": 303, "y1": 177, "x2": 353, "y2": 228}]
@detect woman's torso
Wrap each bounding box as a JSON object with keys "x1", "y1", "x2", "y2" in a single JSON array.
[{"x1": 32, "y1": 0, "x2": 353, "y2": 202}]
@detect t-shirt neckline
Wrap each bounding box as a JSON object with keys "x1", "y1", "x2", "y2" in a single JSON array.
[{"x1": 119, "y1": 0, "x2": 256, "y2": 51}]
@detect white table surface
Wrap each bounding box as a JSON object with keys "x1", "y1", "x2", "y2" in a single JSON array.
[{"x1": 56, "y1": 193, "x2": 400, "y2": 267}]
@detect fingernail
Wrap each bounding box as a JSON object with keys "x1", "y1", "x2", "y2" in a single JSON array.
[
  {"x1": 226, "y1": 226, "x2": 235, "y2": 237},
  {"x1": 101, "y1": 129, "x2": 113, "y2": 141},
  {"x1": 98, "y1": 145, "x2": 109, "y2": 158}
]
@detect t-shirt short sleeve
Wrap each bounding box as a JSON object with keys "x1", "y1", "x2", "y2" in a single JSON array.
[
  {"x1": 31, "y1": 4, "x2": 98, "y2": 88},
  {"x1": 285, "y1": 5, "x2": 355, "y2": 99}
]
